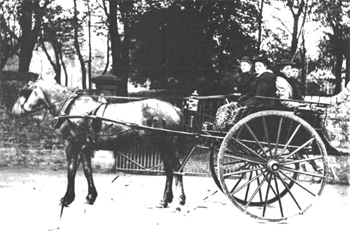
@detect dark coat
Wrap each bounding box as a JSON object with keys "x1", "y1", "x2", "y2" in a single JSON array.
[
  {"x1": 288, "y1": 78, "x2": 304, "y2": 100},
  {"x1": 238, "y1": 71, "x2": 277, "y2": 108},
  {"x1": 237, "y1": 72, "x2": 255, "y2": 96}
]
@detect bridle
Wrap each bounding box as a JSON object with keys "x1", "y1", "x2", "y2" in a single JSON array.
[{"x1": 19, "y1": 86, "x2": 75, "y2": 116}]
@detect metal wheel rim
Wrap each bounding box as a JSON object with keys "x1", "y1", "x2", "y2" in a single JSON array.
[{"x1": 217, "y1": 110, "x2": 328, "y2": 222}]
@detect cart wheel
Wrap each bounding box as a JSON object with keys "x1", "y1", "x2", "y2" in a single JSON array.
[
  {"x1": 217, "y1": 110, "x2": 328, "y2": 222},
  {"x1": 210, "y1": 142, "x2": 298, "y2": 205},
  {"x1": 209, "y1": 146, "x2": 223, "y2": 191}
]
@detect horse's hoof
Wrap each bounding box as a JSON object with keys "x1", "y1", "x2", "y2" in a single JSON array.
[
  {"x1": 86, "y1": 194, "x2": 97, "y2": 205},
  {"x1": 179, "y1": 195, "x2": 186, "y2": 206},
  {"x1": 60, "y1": 197, "x2": 73, "y2": 207},
  {"x1": 156, "y1": 200, "x2": 168, "y2": 208}
]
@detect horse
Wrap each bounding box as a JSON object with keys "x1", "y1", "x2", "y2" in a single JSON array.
[{"x1": 12, "y1": 78, "x2": 186, "y2": 208}]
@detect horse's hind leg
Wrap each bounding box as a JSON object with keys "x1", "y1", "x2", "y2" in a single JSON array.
[
  {"x1": 80, "y1": 145, "x2": 98, "y2": 205},
  {"x1": 171, "y1": 137, "x2": 186, "y2": 206},
  {"x1": 158, "y1": 136, "x2": 186, "y2": 208},
  {"x1": 61, "y1": 142, "x2": 82, "y2": 207},
  {"x1": 158, "y1": 150, "x2": 174, "y2": 208}
]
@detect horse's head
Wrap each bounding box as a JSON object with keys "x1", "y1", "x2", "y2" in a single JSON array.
[{"x1": 12, "y1": 79, "x2": 50, "y2": 116}]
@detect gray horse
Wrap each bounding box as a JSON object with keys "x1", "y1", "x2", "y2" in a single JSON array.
[{"x1": 12, "y1": 78, "x2": 186, "y2": 208}]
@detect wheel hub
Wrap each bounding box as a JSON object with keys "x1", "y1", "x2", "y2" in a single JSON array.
[{"x1": 267, "y1": 160, "x2": 280, "y2": 173}]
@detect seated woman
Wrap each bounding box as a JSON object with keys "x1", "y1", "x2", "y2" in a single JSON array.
[
  {"x1": 214, "y1": 54, "x2": 292, "y2": 131},
  {"x1": 215, "y1": 54, "x2": 276, "y2": 131}
]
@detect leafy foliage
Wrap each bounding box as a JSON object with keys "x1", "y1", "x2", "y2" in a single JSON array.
[{"x1": 129, "y1": 0, "x2": 258, "y2": 95}]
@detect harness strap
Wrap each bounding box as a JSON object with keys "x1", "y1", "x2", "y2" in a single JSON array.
[
  {"x1": 54, "y1": 90, "x2": 80, "y2": 129},
  {"x1": 89, "y1": 96, "x2": 110, "y2": 144}
]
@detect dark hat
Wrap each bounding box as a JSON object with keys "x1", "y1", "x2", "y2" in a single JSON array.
[
  {"x1": 240, "y1": 56, "x2": 252, "y2": 64},
  {"x1": 252, "y1": 54, "x2": 269, "y2": 66},
  {"x1": 275, "y1": 59, "x2": 296, "y2": 69},
  {"x1": 291, "y1": 62, "x2": 300, "y2": 69}
]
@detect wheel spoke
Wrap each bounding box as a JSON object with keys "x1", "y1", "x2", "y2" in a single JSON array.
[
  {"x1": 231, "y1": 169, "x2": 266, "y2": 196},
  {"x1": 279, "y1": 170, "x2": 317, "y2": 196},
  {"x1": 278, "y1": 124, "x2": 302, "y2": 158},
  {"x1": 276, "y1": 172, "x2": 302, "y2": 210},
  {"x1": 255, "y1": 165, "x2": 263, "y2": 203},
  {"x1": 228, "y1": 164, "x2": 251, "y2": 193},
  {"x1": 273, "y1": 174, "x2": 284, "y2": 218},
  {"x1": 281, "y1": 155, "x2": 323, "y2": 166},
  {"x1": 244, "y1": 172, "x2": 268, "y2": 209},
  {"x1": 273, "y1": 117, "x2": 284, "y2": 158},
  {"x1": 223, "y1": 153, "x2": 266, "y2": 164},
  {"x1": 224, "y1": 166, "x2": 264, "y2": 178},
  {"x1": 281, "y1": 166, "x2": 325, "y2": 179},
  {"x1": 262, "y1": 173, "x2": 273, "y2": 217},
  {"x1": 259, "y1": 168, "x2": 278, "y2": 197},
  {"x1": 279, "y1": 138, "x2": 315, "y2": 161},
  {"x1": 244, "y1": 123, "x2": 269, "y2": 158},
  {"x1": 224, "y1": 162, "x2": 250, "y2": 180},
  {"x1": 244, "y1": 166, "x2": 255, "y2": 202},
  {"x1": 262, "y1": 116, "x2": 273, "y2": 158},
  {"x1": 228, "y1": 138, "x2": 268, "y2": 162}
]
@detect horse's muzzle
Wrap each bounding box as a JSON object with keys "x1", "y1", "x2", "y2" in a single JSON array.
[{"x1": 12, "y1": 101, "x2": 26, "y2": 116}]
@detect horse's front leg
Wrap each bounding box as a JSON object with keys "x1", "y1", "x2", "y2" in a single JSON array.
[
  {"x1": 158, "y1": 164, "x2": 174, "y2": 208},
  {"x1": 80, "y1": 145, "x2": 97, "y2": 205},
  {"x1": 61, "y1": 143, "x2": 82, "y2": 207},
  {"x1": 158, "y1": 146, "x2": 173, "y2": 208},
  {"x1": 164, "y1": 136, "x2": 186, "y2": 208}
]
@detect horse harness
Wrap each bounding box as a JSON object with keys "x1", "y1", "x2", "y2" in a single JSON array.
[{"x1": 55, "y1": 92, "x2": 136, "y2": 145}]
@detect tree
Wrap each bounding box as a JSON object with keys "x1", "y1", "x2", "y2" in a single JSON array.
[
  {"x1": 312, "y1": 0, "x2": 350, "y2": 93},
  {"x1": 129, "y1": 0, "x2": 258, "y2": 94},
  {"x1": 73, "y1": 0, "x2": 87, "y2": 89},
  {"x1": 0, "y1": 12, "x2": 17, "y2": 70},
  {"x1": 108, "y1": 0, "x2": 134, "y2": 95},
  {"x1": 18, "y1": 0, "x2": 51, "y2": 72},
  {"x1": 286, "y1": 0, "x2": 306, "y2": 56},
  {"x1": 257, "y1": 0, "x2": 265, "y2": 51}
]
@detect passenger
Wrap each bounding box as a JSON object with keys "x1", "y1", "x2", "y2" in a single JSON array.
[
  {"x1": 289, "y1": 63, "x2": 305, "y2": 99},
  {"x1": 214, "y1": 53, "x2": 278, "y2": 131},
  {"x1": 274, "y1": 59, "x2": 303, "y2": 100},
  {"x1": 236, "y1": 56, "x2": 255, "y2": 96},
  {"x1": 238, "y1": 53, "x2": 278, "y2": 108},
  {"x1": 221, "y1": 63, "x2": 243, "y2": 94}
]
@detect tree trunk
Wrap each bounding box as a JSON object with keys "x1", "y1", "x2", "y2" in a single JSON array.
[
  {"x1": 288, "y1": 0, "x2": 305, "y2": 56},
  {"x1": 257, "y1": 0, "x2": 264, "y2": 51},
  {"x1": 87, "y1": 0, "x2": 92, "y2": 89},
  {"x1": 73, "y1": 0, "x2": 87, "y2": 89},
  {"x1": 18, "y1": 1, "x2": 47, "y2": 72},
  {"x1": 346, "y1": 38, "x2": 350, "y2": 87},
  {"x1": 18, "y1": 1, "x2": 34, "y2": 72},
  {"x1": 40, "y1": 38, "x2": 61, "y2": 84},
  {"x1": 109, "y1": 1, "x2": 127, "y2": 95},
  {"x1": 291, "y1": 15, "x2": 299, "y2": 55},
  {"x1": 334, "y1": 48, "x2": 343, "y2": 94}
]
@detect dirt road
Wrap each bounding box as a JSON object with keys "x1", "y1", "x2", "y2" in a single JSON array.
[{"x1": 0, "y1": 167, "x2": 349, "y2": 234}]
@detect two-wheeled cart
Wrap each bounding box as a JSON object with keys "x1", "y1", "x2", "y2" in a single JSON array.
[{"x1": 59, "y1": 94, "x2": 336, "y2": 222}]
